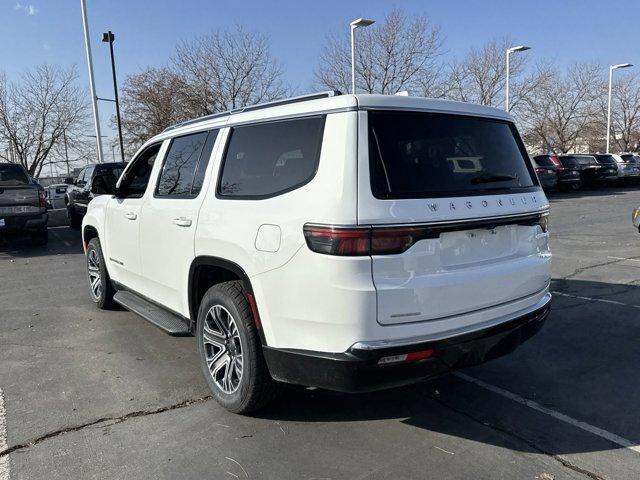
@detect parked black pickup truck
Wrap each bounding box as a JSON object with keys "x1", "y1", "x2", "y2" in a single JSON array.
[
  {"x1": 0, "y1": 163, "x2": 48, "y2": 245},
  {"x1": 66, "y1": 162, "x2": 126, "y2": 228}
]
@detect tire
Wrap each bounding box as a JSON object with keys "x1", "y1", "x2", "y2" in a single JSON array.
[
  {"x1": 197, "y1": 281, "x2": 278, "y2": 414},
  {"x1": 86, "y1": 237, "x2": 115, "y2": 309},
  {"x1": 68, "y1": 205, "x2": 81, "y2": 229},
  {"x1": 30, "y1": 229, "x2": 48, "y2": 246}
]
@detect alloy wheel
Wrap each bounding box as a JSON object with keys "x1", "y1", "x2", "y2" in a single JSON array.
[
  {"x1": 87, "y1": 249, "x2": 102, "y2": 301},
  {"x1": 202, "y1": 305, "x2": 243, "y2": 394}
]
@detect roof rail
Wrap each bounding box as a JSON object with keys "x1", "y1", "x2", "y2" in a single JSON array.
[{"x1": 163, "y1": 90, "x2": 342, "y2": 133}]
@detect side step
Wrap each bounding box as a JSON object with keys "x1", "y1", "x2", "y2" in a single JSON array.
[{"x1": 113, "y1": 290, "x2": 191, "y2": 336}]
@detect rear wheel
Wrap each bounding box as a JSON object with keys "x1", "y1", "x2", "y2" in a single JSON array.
[
  {"x1": 67, "y1": 205, "x2": 81, "y2": 229},
  {"x1": 86, "y1": 237, "x2": 115, "y2": 309},
  {"x1": 197, "y1": 281, "x2": 278, "y2": 414}
]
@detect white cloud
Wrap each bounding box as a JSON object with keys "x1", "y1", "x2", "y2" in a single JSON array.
[{"x1": 14, "y1": 3, "x2": 38, "y2": 15}]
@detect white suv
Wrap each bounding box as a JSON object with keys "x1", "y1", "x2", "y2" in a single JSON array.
[{"x1": 82, "y1": 92, "x2": 552, "y2": 413}]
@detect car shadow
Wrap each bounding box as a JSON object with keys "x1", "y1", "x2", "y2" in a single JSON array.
[
  {"x1": 0, "y1": 225, "x2": 83, "y2": 258},
  {"x1": 252, "y1": 278, "x2": 640, "y2": 457}
]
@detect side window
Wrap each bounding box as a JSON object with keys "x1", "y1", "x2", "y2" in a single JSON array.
[
  {"x1": 76, "y1": 168, "x2": 86, "y2": 187},
  {"x1": 119, "y1": 143, "x2": 162, "y2": 198},
  {"x1": 155, "y1": 130, "x2": 217, "y2": 198},
  {"x1": 191, "y1": 130, "x2": 218, "y2": 195},
  {"x1": 218, "y1": 116, "x2": 325, "y2": 199},
  {"x1": 84, "y1": 166, "x2": 95, "y2": 188}
]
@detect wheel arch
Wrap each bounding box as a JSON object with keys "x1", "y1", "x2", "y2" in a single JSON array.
[{"x1": 188, "y1": 256, "x2": 263, "y2": 340}]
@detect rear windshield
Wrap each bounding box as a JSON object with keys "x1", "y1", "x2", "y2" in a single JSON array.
[
  {"x1": 559, "y1": 156, "x2": 579, "y2": 167},
  {"x1": 594, "y1": 155, "x2": 616, "y2": 164},
  {"x1": 620, "y1": 154, "x2": 637, "y2": 163},
  {"x1": 368, "y1": 111, "x2": 536, "y2": 199},
  {"x1": 533, "y1": 156, "x2": 556, "y2": 167},
  {"x1": 0, "y1": 164, "x2": 29, "y2": 186}
]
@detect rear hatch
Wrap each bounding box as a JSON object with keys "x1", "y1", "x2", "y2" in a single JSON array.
[
  {"x1": 0, "y1": 164, "x2": 42, "y2": 215},
  {"x1": 359, "y1": 110, "x2": 550, "y2": 325}
]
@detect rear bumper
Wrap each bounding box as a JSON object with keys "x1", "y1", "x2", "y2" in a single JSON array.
[
  {"x1": 0, "y1": 212, "x2": 48, "y2": 232},
  {"x1": 263, "y1": 294, "x2": 551, "y2": 392}
]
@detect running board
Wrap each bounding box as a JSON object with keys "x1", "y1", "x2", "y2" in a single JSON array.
[{"x1": 113, "y1": 290, "x2": 191, "y2": 336}]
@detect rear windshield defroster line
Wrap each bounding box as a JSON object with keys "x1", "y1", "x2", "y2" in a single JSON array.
[{"x1": 368, "y1": 111, "x2": 539, "y2": 199}]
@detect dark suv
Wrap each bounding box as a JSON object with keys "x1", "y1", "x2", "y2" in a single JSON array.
[
  {"x1": 0, "y1": 163, "x2": 48, "y2": 244},
  {"x1": 534, "y1": 154, "x2": 581, "y2": 190},
  {"x1": 558, "y1": 154, "x2": 616, "y2": 187},
  {"x1": 66, "y1": 162, "x2": 126, "y2": 228}
]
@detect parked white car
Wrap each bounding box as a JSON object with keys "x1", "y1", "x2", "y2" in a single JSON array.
[{"x1": 82, "y1": 92, "x2": 552, "y2": 413}]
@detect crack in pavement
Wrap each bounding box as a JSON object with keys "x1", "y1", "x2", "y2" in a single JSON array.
[
  {"x1": 427, "y1": 394, "x2": 607, "y2": 480},
  {"x1": 559, "y1": 256, "x2": 640, "y2": 280},
  {"x1": 0, "y1": 394, "x2": 212, "y2": 458}
]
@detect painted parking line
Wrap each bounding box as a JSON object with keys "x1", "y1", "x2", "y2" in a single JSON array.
[
  {"x1": 607, "y1": 256, "x2": 640, "y2": 263},
  {"x1": 552, "y1": 290, "x2": 640, "y2": 310},
  {"x1": 0, "y1": 388, "x2": 9, "y2": 480},
  {"x1": 454, "y1": 372, "x2": 640, "y2": 455}
]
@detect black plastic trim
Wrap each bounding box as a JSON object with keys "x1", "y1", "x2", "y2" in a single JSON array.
[
  {"x1": 187, "y1": 256, "x2": 267, "y2": 344},
  {"x1": 263, "y1": 302, "x2": 550, "y2": 392}
]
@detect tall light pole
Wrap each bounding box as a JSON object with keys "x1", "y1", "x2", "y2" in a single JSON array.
[
  {"x1": 102, "y1": 31, "x2": 125, "y2": 162},
  {"x1": 350, "y1": 18, "x2": 375, "y2": 94},
  {"x1": 80, "y1": 0, "x2": 104, "y2": 163},
  {"x1": 607, "y1": 63, "x2": 633, "y2": 153},
  {"x1": 505, "y1": 45, "x2": 531, "y2": 111}
]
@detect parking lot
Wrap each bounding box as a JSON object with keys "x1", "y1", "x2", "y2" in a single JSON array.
[{"x1": 0, "y1": 188, "x2": 639, "y2": 480}]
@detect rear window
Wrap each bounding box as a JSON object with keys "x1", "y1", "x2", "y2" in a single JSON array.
[
  {"x1": 533, "y1": 156, "x2": 556, "y2": 168},
  {"x1": 620, "y1": 154, "x2": 637, "y2": 163},
  {"x1": 0, "y1": 164, "x2": 29, "y2": 186},
  {"x1": 368, "y1": 111, "x2": 536, "y2": 199},
  {"x1": 595, "y1": 155, "x2": 616, "y2": 164},
  {"x1": 559, "y1": 157, "x2": 579, "y2": 167},
  {"x1": 218, "y1": 116, "x2": 325, "y2": 199}
]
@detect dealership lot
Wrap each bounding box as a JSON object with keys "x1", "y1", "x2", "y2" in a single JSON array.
[{"x1": 1, "y1": 188, "x2": 639, "y2": 480}]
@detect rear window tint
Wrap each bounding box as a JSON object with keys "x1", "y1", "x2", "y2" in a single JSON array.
[
  {"x1": 368, "y1": 111, "x2": 536, "y2": 199},
  {"x1": 218, "y1": 116, "x2": 325, "y2": 199},
  {"x1": 0, "y1": 164, "x2": 29, "y2": 186},
  {"x1": 594, "y1": 155, "x2": 616, "y2": 164}
]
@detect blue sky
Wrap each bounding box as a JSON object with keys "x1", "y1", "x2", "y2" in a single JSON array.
[{"x1": 2, "y1": 0, "x2": 640, "y2": 152}]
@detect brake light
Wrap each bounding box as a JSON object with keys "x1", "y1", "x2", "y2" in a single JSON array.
[
  {"x1": 303, "y1": 225, "x2": 430, "y2": 256},
  {"x1": 549, "y1": 155, "x2": 562, "y2": 167},
  {"x1": 38, "y1": 190, "x2": 46, "y2": 208}
]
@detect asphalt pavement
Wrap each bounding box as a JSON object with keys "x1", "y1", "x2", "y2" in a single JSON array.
[{"x1": 1, "y1": 189, "x2": 640, "y2": 480}]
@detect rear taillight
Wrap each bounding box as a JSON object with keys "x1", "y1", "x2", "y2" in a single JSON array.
[
  {"x1": 303, "y1": 225, "x2": 430, "y2": 256},
  {"x1": 38, "y1": 190, "x2": 46, "y2": 208},
  {"x1": 378, "y1": 349, "x2": 434, "y2": 366},
  {"x1": 538, "y1": 213, "x2": 549, "y2": 232}
]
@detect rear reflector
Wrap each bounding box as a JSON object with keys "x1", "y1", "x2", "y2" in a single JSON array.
[{"x1": 378, "y1": 349, "x2": 434, "y2": 366}]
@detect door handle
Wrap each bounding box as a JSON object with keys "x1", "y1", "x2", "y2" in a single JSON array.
[
  {"x1": 124, "y1": 212, "x2": 137, "y2": 221},
  {"x1": 172, "y1": 217, "x2": 192, "y2": 227}
]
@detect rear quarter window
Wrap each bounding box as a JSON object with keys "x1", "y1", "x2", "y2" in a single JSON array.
[
  {"x1": 218, "y1": 116, "x2": 325, "y2": 199},
  {"x1": 367, "y1": 111, "x2": 537, "y2": 199}
]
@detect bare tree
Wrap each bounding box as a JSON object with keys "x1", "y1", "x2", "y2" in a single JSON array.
[
  {"x1": 445, "y1": 37, "x2": 544, "y2": 110},
  {"x1": 315, "y1": 8, "x2": 445, "y2": 94},
  {"x1": 172, "y1": 25, "x2": 287, "y2": 113},
  {"x1": 119, "y1": 67, "x2": 191, "y2": 151},
  {"x1": 593, "y1": 73, "x2": 640, "y2": 152},
  {"x1": 520, "y1": 63, "x2": 601, "y2": 153},
  {"x1": 0, "y1": 65, "x2": 88, "y2": 176}
]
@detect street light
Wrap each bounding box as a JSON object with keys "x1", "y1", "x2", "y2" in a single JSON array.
[
  {"x1": 102, "y1": 30, "x2": 125, "y2": 162},
  {"x1": 350, "y1": 18, "x2": 375, "y2": 94},
  {"x1": 606, "y1": 63, "x2": 633, "y2": 153},
  {"x1": 505, "y1": 45, "x2": 531, "y2": 111}
]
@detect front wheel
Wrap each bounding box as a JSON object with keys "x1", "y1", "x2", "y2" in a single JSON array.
[
  {"x1": 86, "y1": 237, "x2": 115, "y2": 309},
  {"x1": 197, "y1": 281, "x2": 278, "y2": 414}
]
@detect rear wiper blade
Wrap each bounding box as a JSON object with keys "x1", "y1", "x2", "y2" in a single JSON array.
[{"x1": 471, "y1": 174, "x2": 518, "y2": 185}]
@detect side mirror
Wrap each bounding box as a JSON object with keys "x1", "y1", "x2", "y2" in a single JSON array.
[
  {"x1": 91, "y1": 174, "x2": 116, "y2": 195},
  {"x1": 64, "y1": 177, "x2": 74, "y2": 185}
]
